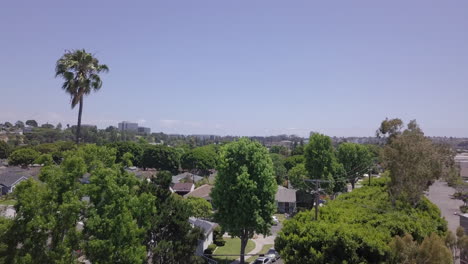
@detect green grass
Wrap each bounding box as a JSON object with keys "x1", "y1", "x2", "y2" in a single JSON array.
[
  {"x1": 274, "y1": 213, "x2": 286, "y2": 223},
  {"x1": 213, "y1": 237, "x2": 255, "y2": 263},
  {"x1": 246, "y1": 243, "x2": 274, "y2": 263},
  {"x1": 0, "y1": 199, "x2": 16, "y2": 206}
]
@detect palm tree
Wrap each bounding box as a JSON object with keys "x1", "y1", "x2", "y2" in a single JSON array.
[{"x1": 55, "y1": 49, "x2": 109, "y2": 143}]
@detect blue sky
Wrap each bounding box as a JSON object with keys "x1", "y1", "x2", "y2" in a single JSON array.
[{"x1": 1, "y1": 0, "x2": 468, "y2": 137}]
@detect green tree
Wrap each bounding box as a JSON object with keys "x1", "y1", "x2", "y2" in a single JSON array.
[
  {"x1": 25, "y1": 120, "x2": 38, "y2": 127},
  {"x1": 337, "y1": 143, "x2": 373, "y2": 189},
  {"x1": 141, "y1": 145, "x2": 179, "y2": 173},
  {"x1": 284, "y1": 155, "x2": 304, "y2": 171},
  {"x1": 143, "y1": 171, "x2": 204, "y2": 264},
  {"x1": 14, "y1": 121, "x2": 24, "y2": 129},
  {"x1": 180, "y1": 145, "x2": 218, "y2": 175},
  {"x1": 8, "y1": 148, "x2": 40, "y2": 167},
  {"x1": 376, "y1": 118, "x2": 403, "y2": 143},
  {"x1": 55, "y1": 49, "x2": 109, "y2": 143},
  {"x1": 270, "y1": 153, "x2": 287, "y2": 185},
  {"x1": 0, "y1": 141, "x2": 11, "y2": 159},
  {"x1": 288, "y1": 163, "x2": 308, "y2": 190},
  {"x1": 184, "y1": 196, "x2": 213, "y2": 219},
  {"x1": 84, "y1": 167, "x2": 148, "y2": 264},
  {"x1": 211, "y1": 138, "x2": 277, "y2": 264},
  {"x1": 304, "y1": 133, "x2": 345, "y2": 193},
  {"x1": 270, "y1": 145, "x2": 289, "y2": 156},
  {"x1": 382, "y1": 120, "x2": 452, "y2": 206},
  {"x1": 108, "y1": 141, "x2": 143, "y2": 167}
]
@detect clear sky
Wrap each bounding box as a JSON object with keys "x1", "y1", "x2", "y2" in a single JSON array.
[{"x1": 1, "y1": 0, "x2": 468, "y2": 137}]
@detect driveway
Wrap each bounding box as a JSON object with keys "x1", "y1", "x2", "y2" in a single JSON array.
[{"x1": 427, "y1": 180, "x2": 463, "y2": 234}]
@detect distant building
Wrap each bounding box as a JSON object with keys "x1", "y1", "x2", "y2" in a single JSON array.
[
  {"x1": 137, "y1": 126, "x2": 151, "y2": 134},
  {"x1": 185, "y1": 184, "x2": 213, "y2": 204},
  {"x1": 189, "y1": 217, "x2": 218, "y2": 256},
  {"x1": 118, "y1": 121, "x2": 138, "y2": 132},
  {"x1": 171, "y1": 183, "x2": 195, "y2": 196}
]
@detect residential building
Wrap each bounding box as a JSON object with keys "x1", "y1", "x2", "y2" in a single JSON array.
[
  {"x1": 0, "y1": 169, "x2": 29, "y2": 195},
  {"x1": 185, "y1": 184, "x2": 213, "y2": 204},
  {"x1": 171, "y1": 182, "x2": 195, "y2": 196},
  {"x1": 189, "y1": 217, "x2": 218, "y2": 256},
  {"x1": 172, "y1": 172, "x2": 204, "y2": 184},
  {"x1": 275, "y1": 186, "x2": 297, "y2": 214},
  {"x1": 118, "y1": 121, "x2": 138, "y2": 132}
]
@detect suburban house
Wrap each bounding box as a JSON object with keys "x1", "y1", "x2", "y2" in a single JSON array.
[
  {"x1": 189, "y1": 217, "x2": 218, "y2": 256},
  {"x1": 185, "y1": 184, "x2": 213, "y2": 204},
  {"x1": 275, "y1": 186, "x2": 297, "y2": 214},
  {"x1": 171, "y1": 182, "x2": 195, "y2": 196},
  {"x1": 172, "y1": 172, "x2": 204, "y2": 184},
  {"x1": 0, "y1": 170, "x2": 28, "y2": 195}
]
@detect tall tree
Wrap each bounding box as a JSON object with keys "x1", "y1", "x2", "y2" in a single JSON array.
[
  {"x1": 55, "y1": 49, "x2": 109, "y2": 143},
  {"x1": 337, "y1": 143, "x2": 373, "y2": 189},
  {"x1": 211, "y1": 138, "x2": 277, "y2": 264},
  {"x1": 25, "y1": 120, "x2": 38, "y2": 127},
  {"x1": 304, "y1": 133, "x2": 345, "y2": 193}
]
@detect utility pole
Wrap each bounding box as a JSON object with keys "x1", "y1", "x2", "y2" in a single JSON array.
[
  {"x1": 304, "y1": 179, "x2": 330, "y2": 221},
  {"x1": 369, "y1": 168, "x2": 372, "y2": 186}
]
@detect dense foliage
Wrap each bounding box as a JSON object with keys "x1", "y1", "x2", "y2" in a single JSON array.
[
  {"x1": 180, "y1": 145, "x2": 218, "y2": 175},
  {"x1": 275, "y1": 177, "x2": 447, "y2": 264},
  {"x1": 212, "y1": 138, "x2": 277, "y2": 264},
  {"x1": 141, "y1": 145, "x2": 180, "y2": 173}
]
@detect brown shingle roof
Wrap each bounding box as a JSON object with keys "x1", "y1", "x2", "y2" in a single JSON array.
[{"x1": 185, "y1": 184, "x2": 213, "y2": 200}]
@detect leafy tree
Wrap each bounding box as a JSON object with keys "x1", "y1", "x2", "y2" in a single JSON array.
[
  {"x1": 376, "y1": 118, "x2": 403, "y2": 143},
  {"x1": 304, "y1": 133, "x2": 346, "y2": 193},
  {"x1": 337, "y1": 143, "x2": 373, "y2": 189},
  {"x1": 15, "y1": 121, "x2": 24, "y2": 129},
  {"x1": 270, "y1": 153, "x2": 287, "y2": 185},
  {"x1": 8, "y1": 148, "x2": 40, "y2": 167},
  {"x1": 211, "y1": 138, "x2": 277, "y2": 264},
  {"x1": 270, "y1": 145, "x2": 289, "y2": 156},
  {"x1": 141, "y1": 145, "x2": 179, "y2": 173},
  {"x1": 184, "y1": 196, "x2": 213, "y2": 219},
  {"x1": 84, "y1": 167, "x2": 148, "y2": 264},
  {"x1": 275, "y1": 178, "x2": 448, "y2": 264},
  {"x1": 288, "y1": 163, "x2": 308, "y2": 190},
  {"x1": 0, "y1": 141, "x2": 11, "y2": 159},
  {"x1": 382, "y1": 120, "x2": 453, "y2": 206},
  {"x1": 25, "y1": 120, "x2": 38, "y2": 127},
  {"x1": 108, "y1": 141, "x2": 143, "y2": 167},
  {"x1": 143, "y1": 171, "x2": 204, "y2": 264},
  {"x1": 3, "y1": 122, "x2": 12, "y2": 128},
  {"x1": 284, "y1": 155, "x2": 304, "y2": 171},
  {"x1": 180, "y1": 145, "x2": 218, "y2": 175},
  {"x1": 389, "y1": 233, "x2": 453, "y2": 264},
  {"x1": 291, "y1": 143, "x2": 304, "y2": 155},
  {"x1": 41, "y1": 123, "x2": 55, "y2": 129},
  {"x1": 55, "y1": 49, "x2": 109, "y2": 143},
  {"x1": 34, "y1": 154, "x2": 54, "y2": 166}
]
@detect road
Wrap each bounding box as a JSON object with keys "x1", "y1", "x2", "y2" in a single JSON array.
[{"x1": 427, "y1": 180, "x2": 463, "y2": 234}]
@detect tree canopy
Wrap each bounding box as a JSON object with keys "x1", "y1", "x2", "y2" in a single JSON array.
[{"x1": 211, "y1": 138, "x2": 277, "y2": 264}]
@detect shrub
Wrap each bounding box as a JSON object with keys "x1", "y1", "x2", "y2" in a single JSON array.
[
  {"x1": 8, "y1": 148, "x2": 40, "y2": 167},
  {"x1": 204, "y1": 243, "x2": 217, "y2": 256}
]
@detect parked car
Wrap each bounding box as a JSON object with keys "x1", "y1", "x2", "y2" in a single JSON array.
[
  {"x1": 252, "y1": 257, "x2": 272, "y2": 264},
  {"x1": 272, "y1": 216, "x2": 279, "y2": 225},
  {"x1": 266, "y1": 248, "x2": 280, "y2": 262}
]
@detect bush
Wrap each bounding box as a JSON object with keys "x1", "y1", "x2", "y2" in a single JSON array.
[
  {"x1": 213, "y1": 226, "x2": 226, "y2": 246},
  {"x1": 204, "y1": 243, "x2": 217, "y2": 256},
  {"x1": 8, "y1": 148, "x2": 40, "y2": 167}
]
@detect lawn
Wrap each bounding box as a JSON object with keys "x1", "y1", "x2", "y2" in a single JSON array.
[
  {"x1": 0, "y1": 199, "x2": 16, "y2": 206},
  {"x1": 213, "y1": 237, "x2": 255, "y2": 263},
  {"x1": 246, "y1": 243, "x2": 274, "y2": 263}
]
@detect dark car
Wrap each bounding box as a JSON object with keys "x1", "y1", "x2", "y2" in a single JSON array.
[{"x1": 265, "y1": 248, "x2": 280, "y2": 262}]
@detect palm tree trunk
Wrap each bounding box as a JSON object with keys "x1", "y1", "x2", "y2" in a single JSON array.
[{"x1": 76, "y1": 97, "x2": 83, "y2": 144}]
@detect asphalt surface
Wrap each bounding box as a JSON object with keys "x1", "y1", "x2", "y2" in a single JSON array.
[{"x1": 427, "y1": 180, "x2": 463, "y2": 234}]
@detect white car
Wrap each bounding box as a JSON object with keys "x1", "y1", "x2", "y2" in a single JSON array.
[
  {"x1": 252, "y1": 257, "x2": 272, "y2": 264},
  {"x1": 272, "y1": 216, "x2": 279, "y2": 225}
]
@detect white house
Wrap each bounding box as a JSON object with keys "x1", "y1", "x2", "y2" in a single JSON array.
[{"x1": 189, "y1": 217, "x2": 218, "y2": 256}]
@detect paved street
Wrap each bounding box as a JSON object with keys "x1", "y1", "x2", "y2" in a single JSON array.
[{"x1": 427, "y1": 180, "x2": 463, "y2": 234}]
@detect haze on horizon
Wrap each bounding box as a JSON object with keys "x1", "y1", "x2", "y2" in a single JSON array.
[{"x1": 1, "y1": 0, "x2": 467, "y2": 138}]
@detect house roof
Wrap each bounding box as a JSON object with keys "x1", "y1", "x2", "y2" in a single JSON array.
[
  {"x1": 0, "y1": 170, "x2": 27, "y2": 187},
  {"x1": 189, "y1": 217, "x2": 217, "y2": 236},
  {"x1": 0, "y1": 167, "x2": 40, "y2": 187},
  {"x1": 172, "y1": 172, "x2": 204, "y2": 184},
  {"x1": 185, "y1": 184, "x2": 213, "y2": 200},
  {"x1": 275, "y1": 186, "x2": 296, "y2": 203},
  {"x1": 172, "y1": 182, "x2": 194, "y2": 192}
]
